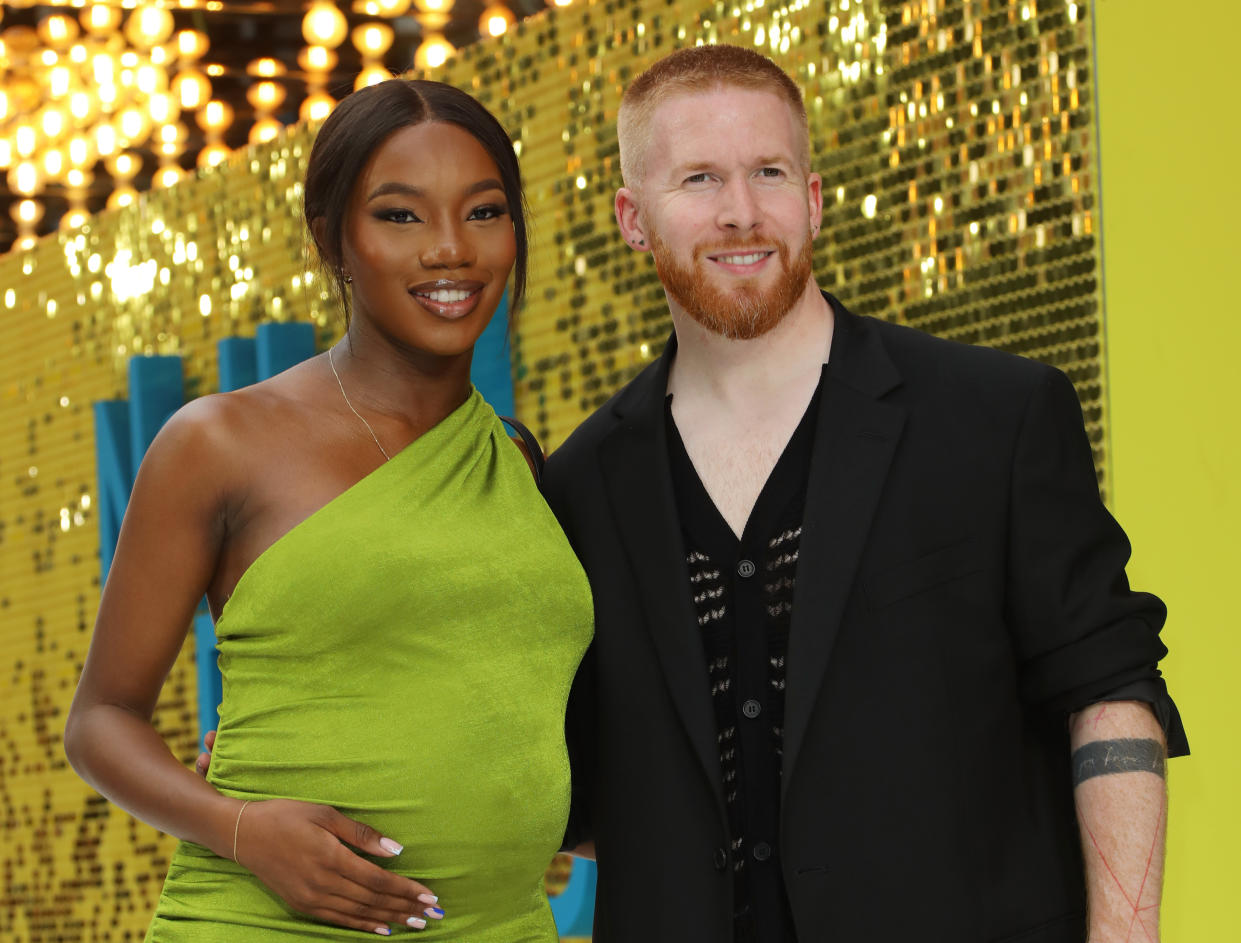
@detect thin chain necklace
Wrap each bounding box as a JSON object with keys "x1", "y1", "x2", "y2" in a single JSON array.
[{"x1": 327, "y1": 346, "x2": 391, "y2": 461}]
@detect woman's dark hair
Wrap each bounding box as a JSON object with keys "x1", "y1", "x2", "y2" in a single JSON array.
[{"x1": 303, "y1": 79, "x2": 529, "y2": 319}]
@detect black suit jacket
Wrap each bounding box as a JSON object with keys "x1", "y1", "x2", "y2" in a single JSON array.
[{"x1": 543, "y1": 296, "x2": 1182, "y2": 943}]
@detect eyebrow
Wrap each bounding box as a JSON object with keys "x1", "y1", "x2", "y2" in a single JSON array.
[
  {"x1": 673, "y1": 156, "x2": 791, "y2": 175},
  {"x1": 367, "y1": 178, "x2": 506, "y2": 201}
]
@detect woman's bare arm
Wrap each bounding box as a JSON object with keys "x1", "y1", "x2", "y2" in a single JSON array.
[
  {"x1": 66, "y1": 398, "x2": 240, "y2": 849},
  {"x1": 64, "y1": 397, "x2": 440, "y2": 935}
]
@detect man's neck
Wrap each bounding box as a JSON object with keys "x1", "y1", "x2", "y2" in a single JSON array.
[
  {"x1": 666, "y1": 280, "x2": 833, "y2": 411},
  {"x1": 664, "y1": 279, "x2": 832, "y2": 538}
]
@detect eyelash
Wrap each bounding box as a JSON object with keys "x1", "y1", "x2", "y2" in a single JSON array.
[
  {"x1": 377, "y1": 208, "x2": 421, "y2": 224},
  {"x1": 684, "y1": 168, "x2": 783, "y2": 184},
  {"x1": 468, "y1": 204, "x2": 507, "y2": 221},
  {"x1": 375, "y1": 204, "x2": 507, "y2": 224}
]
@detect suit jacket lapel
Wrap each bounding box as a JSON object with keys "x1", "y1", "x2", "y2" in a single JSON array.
[
  {"x1": 598, "y1": 339, "x2": 727, "y2": 819},
  {"x1": 783, "y1": 303, "x2": 906, "y2": 793}
]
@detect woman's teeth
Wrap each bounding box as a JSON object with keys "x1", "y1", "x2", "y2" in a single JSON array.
[{"x1": 418, "y1": 288, "x2": 474, "y2": 302}]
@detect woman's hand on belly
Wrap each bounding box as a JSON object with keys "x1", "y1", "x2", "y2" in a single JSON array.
[{"x1": 237, "y1": 798, "x2": 444, "y2": 934}]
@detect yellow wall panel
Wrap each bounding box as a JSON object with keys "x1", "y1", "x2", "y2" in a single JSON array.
[{"x1": 1094, "y1": 0, "x2": 1241, "y2": 938}]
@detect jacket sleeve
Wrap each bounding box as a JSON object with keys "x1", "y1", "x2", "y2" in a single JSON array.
[
  {"x1": 559, "y1": 643, "x2": 598, "y2": 850},
  {"x1": 543, "y1": 454, "x2": 600, "y2": 849},
  {"x1": 1004, "y1": 366, "x2": 1187, "y2": 755}
]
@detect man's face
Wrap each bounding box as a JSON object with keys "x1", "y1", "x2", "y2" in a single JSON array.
[{"x1": 619, "y1": 86, "x2": 821, "y2": 340}]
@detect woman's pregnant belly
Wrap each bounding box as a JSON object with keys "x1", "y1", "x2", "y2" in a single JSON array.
[{"x1": 205, "y1": 668, "x2": 571, "y2": 903}]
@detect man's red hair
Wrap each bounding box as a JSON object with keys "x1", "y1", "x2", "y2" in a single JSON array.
[{"x1": 617, "y1": 44, "x2": 810, "y2": 189}]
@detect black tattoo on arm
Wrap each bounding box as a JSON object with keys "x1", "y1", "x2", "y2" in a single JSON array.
[{"x1": 1072, "y1": 738, "x2": 1166, "y2": 787}]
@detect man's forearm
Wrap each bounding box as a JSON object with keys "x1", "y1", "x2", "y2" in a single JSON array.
[{"x1": 1070, "y1": 700, "x2": 1168, "y2": 943}]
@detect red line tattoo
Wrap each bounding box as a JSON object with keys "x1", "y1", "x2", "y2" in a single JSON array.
[
  {"x1": 1084, "y1": 819, "x2": 1137, "y2": 910},
  {"x1": 1092, "y1": 704, "x2": 1109, "y2": 730},
  {"x1": 1081, "y1": 799, "x2": 1166, "y2": 943},
  {"x1": 1123, "y1": 801, "x2": 1166, "y2": 943}
]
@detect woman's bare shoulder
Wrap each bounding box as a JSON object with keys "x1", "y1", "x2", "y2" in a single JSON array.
[{"x1": 146, "y1": 365, "x2": 322, "y2": 481}]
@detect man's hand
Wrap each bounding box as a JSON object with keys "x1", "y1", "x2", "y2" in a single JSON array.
[
  {"x1": 195, "y1": 731, "x2": 443, "y2": 934},
  {"x1": 194, "y1": 729, "x2": 215, "y2": 777},
  {"x1": 1070, "y1": 701, "x2": 1168, "y2": 943}
]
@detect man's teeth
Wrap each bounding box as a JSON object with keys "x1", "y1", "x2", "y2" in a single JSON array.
[
  {"x1": 417, "y1": 288, "x2": 474, "y2": 302},
  {"x1": 716, "y1": 252, "x2": 768, "y2": 265}
]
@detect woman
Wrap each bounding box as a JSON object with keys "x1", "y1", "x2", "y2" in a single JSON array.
[{"x1": 64, "y1": 79, "x2": 593, "y2": 940}]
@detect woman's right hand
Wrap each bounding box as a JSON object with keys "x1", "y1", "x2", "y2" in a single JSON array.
[
  {"x1": 199, "y1": 735, "x2": 437, "y2": 933},
  {"x1": 234, "y1": 798, "x2": 443, "y2": 935}
]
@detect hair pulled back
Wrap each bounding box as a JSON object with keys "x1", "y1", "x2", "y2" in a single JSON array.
[{"x1": 304, "y1": 79, "x2": 529, "y2": 318}]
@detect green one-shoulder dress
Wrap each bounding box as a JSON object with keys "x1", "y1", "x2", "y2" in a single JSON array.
[{"x1": 146, "y1": 389, "x2": 593, "y2": 941}]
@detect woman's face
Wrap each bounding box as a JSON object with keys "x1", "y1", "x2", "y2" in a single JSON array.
[{"x1": 338, "y1": 121, "x2": 517, "y2": 359}]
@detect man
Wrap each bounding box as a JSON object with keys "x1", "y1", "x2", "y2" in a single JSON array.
[{"x1": 544, "y1": 44, "x2": 1186, "y2": 943}]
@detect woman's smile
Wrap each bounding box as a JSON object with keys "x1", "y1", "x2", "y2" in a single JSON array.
[{"x1": 408, "y1": 278, "x2": 486, "y2": 320}]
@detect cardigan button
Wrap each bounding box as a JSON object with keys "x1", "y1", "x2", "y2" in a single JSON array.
[
  {"x1": 737, "y1": 559, "x2": 756, "y2": 578},
  {"x1": 752, "y1": 841, "x2": 772, "y2": 862},
  {"x1": 713, "y1": 847, "x2": 728, "y2": 871}
]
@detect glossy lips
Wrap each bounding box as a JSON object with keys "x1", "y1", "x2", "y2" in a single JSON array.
[{"x1": 408, "y1": 278, "x2": 486, "y2": 319}]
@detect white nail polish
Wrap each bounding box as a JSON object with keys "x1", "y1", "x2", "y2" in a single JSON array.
[
  {"x1": 379, "y1": 837, "x2": 403, "y2": 855},
  {"x1": 417, "y1": 893, "x2": 438, "y2": 905},
  {"x1": 406, "y1": 917, "x2": 427, "y2": 929}
]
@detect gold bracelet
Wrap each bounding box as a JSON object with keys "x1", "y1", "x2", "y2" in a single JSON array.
[{"x1": 232, "y1": 800, "x2": 252, "y2": 863}]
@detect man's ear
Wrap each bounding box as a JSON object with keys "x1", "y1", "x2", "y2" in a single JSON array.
[
  {"x1": 806, "y1": 171, "x2": 823, "y2": 239},
  {"x1": 614, "y1": 188, "x2": 651, "y2": 253}
]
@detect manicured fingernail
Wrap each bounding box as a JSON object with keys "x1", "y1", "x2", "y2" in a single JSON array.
[
  {"x1": 379, "y1": 837, "x2": 403, "y2": 855},
  {"x1": 374, "y1": 928, "x2": 391, "y2": 936},
  {"x1": 406, "y1": 917, "x2": 427, "y2": 929},
  {"x1": 416, "y1": 893, "x2": 438, "y2": 905},
  {"x1": 424, "y1": 907, "x2": 445, "y2": 920}
]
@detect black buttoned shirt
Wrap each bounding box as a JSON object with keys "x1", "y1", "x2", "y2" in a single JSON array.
[{"x1": 665, "y1": 378, "x2": 823, "y2": 943}]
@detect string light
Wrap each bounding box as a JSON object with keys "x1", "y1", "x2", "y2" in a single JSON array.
[
  {"x1": 124, "y1": 8, "x2": 175, "y2": 49},
  {"x1": 2, "y1": 0, "x2": 535, "y2": 247},
  {"x1": 352, "y1": 23, "x2": 395, "y2": 90},
  {"x1": 172, "y1": 68, "x2": 212, "y2": 110},
  {"x1": 303, "y1": 2, "x2": 350, "y2": 48},
  {"x1": 480, "y1": 4, "x2": 517, "y2": 36},
  {"x1": 415, "y1": 33, "x2": 455, "y2": 70}
]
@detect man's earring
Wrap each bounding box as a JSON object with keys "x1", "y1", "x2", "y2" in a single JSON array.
[{"x1": 343, "y1": 273, "x2": 353, "y2": 284}]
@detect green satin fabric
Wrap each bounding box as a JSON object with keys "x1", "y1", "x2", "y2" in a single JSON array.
[{"x1": 147, "y1": 389, "x2": 594, "y2": 941}]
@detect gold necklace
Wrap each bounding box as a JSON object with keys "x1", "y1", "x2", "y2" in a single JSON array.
[{"x1": 327, "y1": 346, "x2": 391, "y2": 461}]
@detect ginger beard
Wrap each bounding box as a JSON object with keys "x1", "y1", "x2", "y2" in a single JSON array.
[{"x1": 647, "y1": 228, "x2": 815, "y2": 340}]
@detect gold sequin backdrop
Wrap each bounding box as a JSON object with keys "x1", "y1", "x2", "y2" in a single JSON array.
[{"x1": 0, "y1": 0, "x2": 1105, "y2": 937}]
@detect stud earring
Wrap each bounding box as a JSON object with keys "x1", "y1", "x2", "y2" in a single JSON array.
[{"x1": 343, "y1": 273, "x2": 353, "y2": 284}]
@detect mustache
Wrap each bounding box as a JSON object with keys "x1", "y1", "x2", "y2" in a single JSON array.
[{"x1": 692, "y1": 236, "x2": 784, "y2": 260}]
